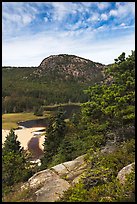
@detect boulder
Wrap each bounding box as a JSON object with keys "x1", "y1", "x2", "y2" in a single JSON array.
[
  {"x1": 28, "y1": 169, "x2": 55, "y2": 188},
  {"x1": 52, "y1": 154, "x2": 87, "y2": 182},
  {"x1": 35, "y1": 171, "x2": 70, "y2": 202},
  {"x1": 51, "y1": 163, "x2": 69, "y2": 176},
  {"x1": 22, "y1": 154, "x2": 87, "y2": 202},
  {"x1": 63, "y1": 154, "x2": 86, "y2": 172},
  {"x1": 117, "y1": 162, "x2": 135, "y2": 184}
]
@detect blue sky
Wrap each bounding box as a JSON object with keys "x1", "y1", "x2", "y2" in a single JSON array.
[{"x1": 2, "y1": 2, "x2": 135, "y2": 66}]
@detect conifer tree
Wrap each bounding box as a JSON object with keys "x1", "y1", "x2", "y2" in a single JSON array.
[
  {"x1": 2, "y1": 129, "x2": 23, "y2": 155},
  {"x1": 2, "y1": 129, "x2": 30, "y2": 192},
  {"x1": 41, "y1": 109, "x2": 66, "y2": 167},
  {"x1": 81, "y1": 51, "x2": 135, "y2": 142}
]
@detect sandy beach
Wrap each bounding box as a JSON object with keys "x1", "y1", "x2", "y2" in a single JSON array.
[{"x1": 2, "y1": 127, "x2": 45, "y2": 151}]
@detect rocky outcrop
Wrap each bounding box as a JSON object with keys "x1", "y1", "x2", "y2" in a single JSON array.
[
  {"x1": 117, "y1": 162, "x2": 135, "y2": 184},
  {"x1": 33, "y1": 54, "x2": 105, "y2": 82},
  {"x1": 22, "y1": 154, "x2": 87, "y2": 202},
  {"x1": 29, "y1": 169, "x2": 70, "y2": 202}
]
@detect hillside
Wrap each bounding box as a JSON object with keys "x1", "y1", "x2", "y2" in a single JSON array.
[
  {"x1": 2, "y1": 54, "x2": 105, "y2": 113},
  {"x1": 33, "y1": 54, "x2": 104, "y2": 82}
]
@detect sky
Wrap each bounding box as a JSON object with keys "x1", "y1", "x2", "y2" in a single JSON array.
[{"x1": 2, "y1": 2, "x2": 135, "y2": 66}]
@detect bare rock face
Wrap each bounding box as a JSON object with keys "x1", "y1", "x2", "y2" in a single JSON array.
[
  {"x1": 117, "y1": 162, "x2": 135, "y2": 184},
  {"x1": 22, "y1": 154, "x2": 87, "y2": 202},
  {"x1": 52, "y1": 154, "x2": 87, "y2": 180},
  {"x1": 33, "y1": 54, "x2": 105, "y2": 82},
  {"x1": 33, "y1": 170, "x2": 70, "y2": 202}
]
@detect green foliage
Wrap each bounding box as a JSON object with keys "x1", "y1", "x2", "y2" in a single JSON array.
[
  {"x1": 34, "y1": 106, "x2": 44, "y2": 116},
  {"x1": 58, "y1": 51, "x2": 135, "y2": 202},
  {"x1": 50, "y1": 136, "x2": 76, "y2": 166},
  {"x1": 3, "y1": 152, "x2": 27, "y2": 186},
  {"x1": 114, "y1": 52, "x2": 126, "y2": 64},
  {"x1": 59, "y1": 182, "x2": 89, "y2": 202},
  {"x1": 88, "y1": 139, "x2": 134, "y2": 176},
  {"x1": 2, "y1": 129, "x2": 32, "y2": 196},
  {"x1": 2, "y1": 51, "x2": 135, "y2": 201},
  {"x1": 41, "y1": 109, "x2": 67, "y2": 168},
  {"x1": 3, "y1": 129, "x2": 23, "y2": 154},
  {"x1": 88, "y1": 173, "x2": 135, "y2": 202},
  {"x1": 59, "y1": 139, "x2": 135, "y2": 202},
  {"x1": 2, "y1": 182, "x2": 38, "y2": 202},
  {"x1": 70, "y1": 113, "x2": 80, "y2": 126},
  {"x1": 81, "y1": 51, "x2": 135, "y2": 142},
  {"x1": 2, "y1": 64, "x2": 98, "y2": 113}
]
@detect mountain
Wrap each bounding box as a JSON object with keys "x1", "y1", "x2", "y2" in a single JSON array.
[
  {"x1": 2, "y1": 54, "x2": 106, "y2": 113},
  {"x1": 32, "y1": 54, "x2": 105, "y2": 82}
]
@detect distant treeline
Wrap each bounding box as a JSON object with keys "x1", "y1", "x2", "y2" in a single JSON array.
[{"x1": 2, "y1": 67, "x2": 90, "y2": 113}]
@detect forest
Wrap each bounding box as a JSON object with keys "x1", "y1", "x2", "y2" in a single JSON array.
[
  {"x1": 2, "y1": 70, "x2": 90, "y2": 114},
  {"x1": 2, "y1": 51, "x2": 135, "y2": 202},
  {"x1": 2, "y1": 55, "x2": 103, "y2": 113}
]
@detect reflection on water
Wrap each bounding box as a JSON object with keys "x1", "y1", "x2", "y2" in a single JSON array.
[{"x1": 27, "y1": 137, "x2": 43, "y2": 159}]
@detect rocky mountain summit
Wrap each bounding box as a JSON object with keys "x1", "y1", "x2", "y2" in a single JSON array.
[{"x1": 32, "y1": 54, "x2": 105, "y2": 82}]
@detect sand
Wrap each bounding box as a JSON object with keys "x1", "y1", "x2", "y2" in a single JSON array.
[{"x1": 2, "y1": 127, "x2": 45, "y2": 151}]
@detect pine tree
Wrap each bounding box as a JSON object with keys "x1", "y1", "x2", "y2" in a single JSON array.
[
  {"x1": 41, "y1": 109, "x2": 66, "y2": 168},
  {"x1": 2, "y1": 129, "x2": 23, "y2": 155},
  {"x1": 81, "y1": 51, "x2": 135, "y2": 142},
  {"x1": 2, "y1": 129, "x2": 31, "y2": 194}
]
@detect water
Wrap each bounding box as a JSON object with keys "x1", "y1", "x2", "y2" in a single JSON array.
[
  {"x1": 18, "y1": 118, "x2": 48, "y2": 128},
  {"x1": 28, "y1": 137, "x2": 43, "y2": 159},
  {"x1": 17, "y1": 118, "x2": 48, "y2": 159}
]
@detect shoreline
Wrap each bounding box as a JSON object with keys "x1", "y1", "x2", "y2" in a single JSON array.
[{"x1": 2, "y1": 127, "x2": 45, "y2": 151}]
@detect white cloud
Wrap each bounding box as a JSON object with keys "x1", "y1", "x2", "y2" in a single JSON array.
[
  {"x1": 2, "y1": 2, "x2": 135, "y2": 66},
  {"x1": 44, "y1": 17, "x2": 48, "y2": 22},
  {"x1": 120, "y1": 23, "x2": 126, "y2": 27},
  {"x1": 22, "y1": 15, "x2": 34, "y2": 25},
  {"x1": 3, "y1": 12, "x2": 21, "y2": 23},
  {"x1": 111, "y1": 25, "x2": 134, "y2": 31},
  {"x1": 80, "y1": 2, "x2": 95, "y2": 7},
  {"x1": 67, "y1": 20, "x2": 83, "y2": 31},
  {"x1": 101, "y1": 13, "x2": 108, "y2": 21},
  {"x1": 48, "y1": 2, "x2": 80, "y2": 21},
  {"x1": 2, "y1": 29, "x2": 135, "y2": 66},
  {"x1": 129, "y1": 2, "x2": 135, "y2": 14},
  {"x1": 2, "y1": 2, "x2": 37, "y2": 38},
  {"x1": 50, "y1": 2, "x2": 68, "y2": 21},
  {"x1": 84, "y1": 34, "x2": 135, "y2": 64},
  {"x1": 96, "y1": 25, "x2": 108, "y2": 31},
  {"x1": 109, "y1": 2, "x2": 135, "y2": 18},
  {"x1": 87, "y1": 13, "x2": 100, "y2": 22},
  {"x1": 3, "y1": 3, "x2": 36, "y2": 25},
  {"x1": 97, "y1": 2, "x2": 110, "y2": 10},
  {"x1": 109, "y1": 9, "x2": 118, "y2": 17}
]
